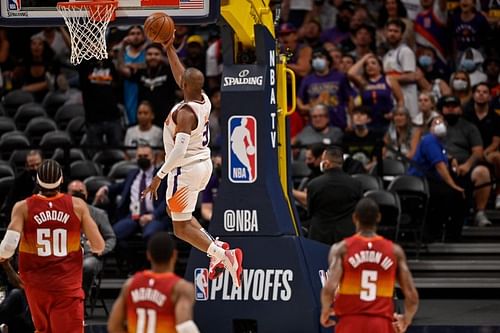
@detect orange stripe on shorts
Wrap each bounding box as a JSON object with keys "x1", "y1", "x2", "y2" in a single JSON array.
[{"x1": 168, "y1": 187, "x2": 189, "y2": 213}]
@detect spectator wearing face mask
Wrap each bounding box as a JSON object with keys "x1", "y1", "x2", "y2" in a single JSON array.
[
  {"x1": 297, "y1": 47, "x2": 352, "y2": 130},
  {"x1": 306, "y1": 146, "x2": 362, "y2": 244},
  {"x1": 1, "y1": 150, "x2": 42, "y2": 221},
  {"x1": 416, "y1": 46, "x2": 451, "y2": 99},
  {"x1": 457, "y1": 48, "x2": 487, "y2": 87},
  {"x1": 449, "y1": 70, "x2": 473, "y2": 107},
  {"x1": 408, "y1": 116, "x2": 465, "y2": 241},
  {"x1": 94, "y1": 144, "x2": 170, "y2": 248}
]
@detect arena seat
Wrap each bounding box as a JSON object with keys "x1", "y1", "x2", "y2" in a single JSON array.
[
  {"x1": 0, "y1": 163, "x2": 14, "y2": 179},
  {"x1": 70, "y1": 160, "x2": 102, "y2": 181},
  {"x1": 0, "y1": 117, "x2": 16, "y2": 138},
  {"x1": 51, "y1": 148, "x2": 87, "y2": 164},
  {"x1": 0, "y1": 132, "x2": 30, "y2": 159},
  {"x1": 0, "y1": 176, "x2": 14, "y2": 211},
  {"x1": 8, "y1": 150, "x2": 29, "y2": 174},
  {"x1": 42, "y1": 91, "x2": 69, "y2": 118},
  {"x1": 92, "y1": 149, "x2": 127, "y2": 176},
  {"x1": 65, "y1": 116, "x2": 86, "y2": 144},
  {"x1": 291, "y1": 160, "x2": 311, "y2": 188},
  {"x1": 352, "y1": 173, "x2": 384, "y2": 193},
  {"x1": 83, "y1": 175, "x2": 112, "y2": 203},
  {"x1": 370, "y1": 158, "x2": 407, "y2": 186},
  {"x1": 39, "y1": 131, "x2": 73, "y2": 159},
  {"x1": 364, "y1": 189, "x2": 401, "y2": 240},
  {"x1": 2, "y1": 90, "x2": 34, "y2": 117},
  {"x1": 54, "y1": 104, "x2": 85, "y2": 129},
  {"x1": 107, "y1": 160, "x2": 138, "y2": 181},
  {"x1": 388, "y1": 175, "x2": 430, "y2": 255},
  {"x1": 24, "y1": 117, "x2": 58, "y2": 146},
  {"x1": 14, "y1": 102, "x2": 47, "y2": 130}
]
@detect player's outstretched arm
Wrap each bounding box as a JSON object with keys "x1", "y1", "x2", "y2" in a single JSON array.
[
  {"x1": 393, "y1": 244, "x2": 419, "y2": 333},
  {"x1": 164, "y1": 36, "x2": 186, "y2": 89},
  {"x1": 320, "y1": 241, "x2": 346, "y2": 328},
  {"x1": 108, "y1": 278, "x2": 132, "y2": 333},
  {"x1": 75, "y1": 198, "x2": 105, "y2": 254},
  {"x1": 172, "y1": 279, "x2": 200, "y2": 333},
  {"x1": 0, "y1": 201, "x2": 26, "y2": 261}
]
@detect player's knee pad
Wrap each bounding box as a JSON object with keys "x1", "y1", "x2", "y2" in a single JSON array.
[{"x1": 0, "y1": 230, "x2": 20, "y2": 258}]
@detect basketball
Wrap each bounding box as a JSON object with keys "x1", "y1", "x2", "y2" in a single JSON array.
[
  {"x1": 246, "y1": 146, "x2": 255, "y2": 155},
  {"x1": 144, "y1": 12, "x2": 175, "y2": 44}
]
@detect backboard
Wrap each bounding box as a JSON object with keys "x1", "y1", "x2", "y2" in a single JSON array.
[{"x1": 0, "y1": 0, "x2": 219, "y2": 26}]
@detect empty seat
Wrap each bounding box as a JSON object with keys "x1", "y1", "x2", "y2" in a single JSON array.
[
  {"x1": 2, "y1": 90, "x2": 34, "y2": 117},
  {"x1": 370, "y1": 158, "x2": 406, "y2": 186},
  {"x1": 14, "y1": 103, "x2": 46, "y2": 130},
  {"x1": 24, "y1": 117, "x2": 58, "y2": 146},
  {"x1": 0, "y1": 163, "x2": 14, "y2": 179},
  {"x1": 40, "y1": 131, "x2": 73, "y2": 158},
  {"x1": 388, "y1": 175, "x2": 430, "y2": 252},
  {"x1": 0, "y1": 133, "x2": 30, "y2": 159},
  {"x1": 51, "y1": 148, "x2": 87, "y2": 164},
  {"x1": 8, "y1": 150, "x2": 29, "y2": 174},
  {"x1": 42, "y1": 91, "x2": 69, "y2": 118},
  {"x1": 0, "y1": 176, "x2": 14, "y2": 209},
  {"x1": 0, "y1": 117, "x2": 16, "y2": 138},
  {"x1": 108, "y1": 160, "x2": 138, "y2": 181},
  {"x1": 66, "y1": 116, "x2": 86, "y2": 144},
  {"x1": 92, "y1": 149, "x2": 126, "y2": 176},
  {"x1": 364, "y1": 190, "x2": 401, "y2": 240},
  {"x1": 352, "y1": 174, "x2": 383, "y2": 193},
  {"x1": 83, "y1": 176, "x2": 112, "y2": 203},
  {"x1": 70, "y1": 160, "x2": 102, "y2": 181},
  {"x1": 54, "y1": 104, "x2": 85, "y2": 129}
]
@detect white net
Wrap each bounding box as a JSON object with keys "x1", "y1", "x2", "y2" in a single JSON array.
[{"x1": 57, "y1": 1, "x2": 117, "y2": 65}]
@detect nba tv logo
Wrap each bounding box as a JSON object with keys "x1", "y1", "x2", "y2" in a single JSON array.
[
  {"x1": 194, "y1": 268, "x2": 209, "y2": 301},
  {"x1": 228, "y1": 115, "x2": 257, "y2": 183},
  {"x1": 8, "y1": 0, "x2": 21, "y2": 10}
]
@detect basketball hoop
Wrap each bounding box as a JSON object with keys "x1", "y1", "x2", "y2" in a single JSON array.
[{"x1": 57, "y1": 0, "x2": 118, "y2": 65}]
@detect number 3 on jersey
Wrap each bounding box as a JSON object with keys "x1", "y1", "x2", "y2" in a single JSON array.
[
  {"x1": 37, "y1": 228, "x2": 68, "y2": 257},
  {"x1": 360, "y1": 270, "x2": 378, "y2": 301}
]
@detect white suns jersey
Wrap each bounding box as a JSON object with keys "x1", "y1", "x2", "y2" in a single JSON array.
[{"x1": 163, "y1": 92, "x2": 212, "y2": 168}]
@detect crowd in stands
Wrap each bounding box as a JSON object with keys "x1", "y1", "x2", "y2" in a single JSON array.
[{"x1": 0, "y1": 0, "x2": 496, "y2": 295}]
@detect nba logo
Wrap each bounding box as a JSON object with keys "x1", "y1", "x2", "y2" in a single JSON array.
[
  {"x1": 228, "y1": 115, "x2": 257, "y2": 183},
  {"x1": 8, "y1": 0, "x2": 21, "y2": 11},
  {"x1": 194, "y1": 268, "x2": 209, "y2": 301}
]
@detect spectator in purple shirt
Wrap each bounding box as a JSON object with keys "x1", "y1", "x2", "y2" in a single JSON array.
[
  {"x1": 319, "y1": 2, "x2": 354, "y2": 46},
  {"x1": 297, "y1": 47, "x2": 352, "y2": 130}
]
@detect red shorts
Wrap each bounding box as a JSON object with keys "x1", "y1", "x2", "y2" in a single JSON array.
[
  {"x1": 24, "y1": 287, "x2": 84, "y2": 333},
  {"x1": 336, "y1": 315, "x2": 393, "y2": 333}
]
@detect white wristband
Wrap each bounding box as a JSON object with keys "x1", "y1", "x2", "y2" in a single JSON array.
[
  {"x1": 176, "y1": 320, "x2": 200, "y2": 333},
  {"x1": 0, "y1": 230, "x2": 20, "y2": 259}
]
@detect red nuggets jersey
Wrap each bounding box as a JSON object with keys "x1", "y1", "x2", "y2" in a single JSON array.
[
  {"x1": 19, "y1": 194, "x2": 83, "y2": 294},
  {"x1": 334, "y1": 234, "x2": 397, "y2": 320},
  {"x1": 126, "y1": 271, "x2": 181, "y2": 333}
]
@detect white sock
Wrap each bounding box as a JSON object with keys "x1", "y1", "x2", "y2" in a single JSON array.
[{"x1": 207, "y1": 242, "x2": 226, "y2": 261}]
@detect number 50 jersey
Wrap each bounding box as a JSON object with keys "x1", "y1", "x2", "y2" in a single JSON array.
[
  {"x1": 334, "y1": 234, "x2": 397, "y2": 320},
  {"x1": 19, "y1": 193, "x2": 83, "y2": 294}
]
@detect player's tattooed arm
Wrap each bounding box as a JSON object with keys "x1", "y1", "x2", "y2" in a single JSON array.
[{"x1": 320, "y1": 241, "x2": 346, "y2": 327}]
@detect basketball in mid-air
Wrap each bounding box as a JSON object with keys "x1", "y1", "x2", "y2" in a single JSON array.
[{"x1": 144, "y1": 12, "x2": 175, "y2": 43}]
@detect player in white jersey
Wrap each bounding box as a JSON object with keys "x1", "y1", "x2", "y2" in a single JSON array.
[{"x1": 142, "y1": 37, "x2": 243, "y2": 288}]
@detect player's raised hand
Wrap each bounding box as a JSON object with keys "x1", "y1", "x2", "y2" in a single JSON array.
[
  {"x1": 393, "y1": 313, "x2": 409, "y2": 333},
  {"x1": 162, "y1": 30, "x2": 176, "y2": 52},
  {"x1": 141, "y1": 175, "x2": 162, "y2": 201},
  {"x1": 320, "y1": 307, "x2": 336, "y2": 327}
]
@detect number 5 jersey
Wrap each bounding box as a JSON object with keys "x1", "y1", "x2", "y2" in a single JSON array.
[{"x1": 334, "y1": 234, "x2": 397, "y2": 320}]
